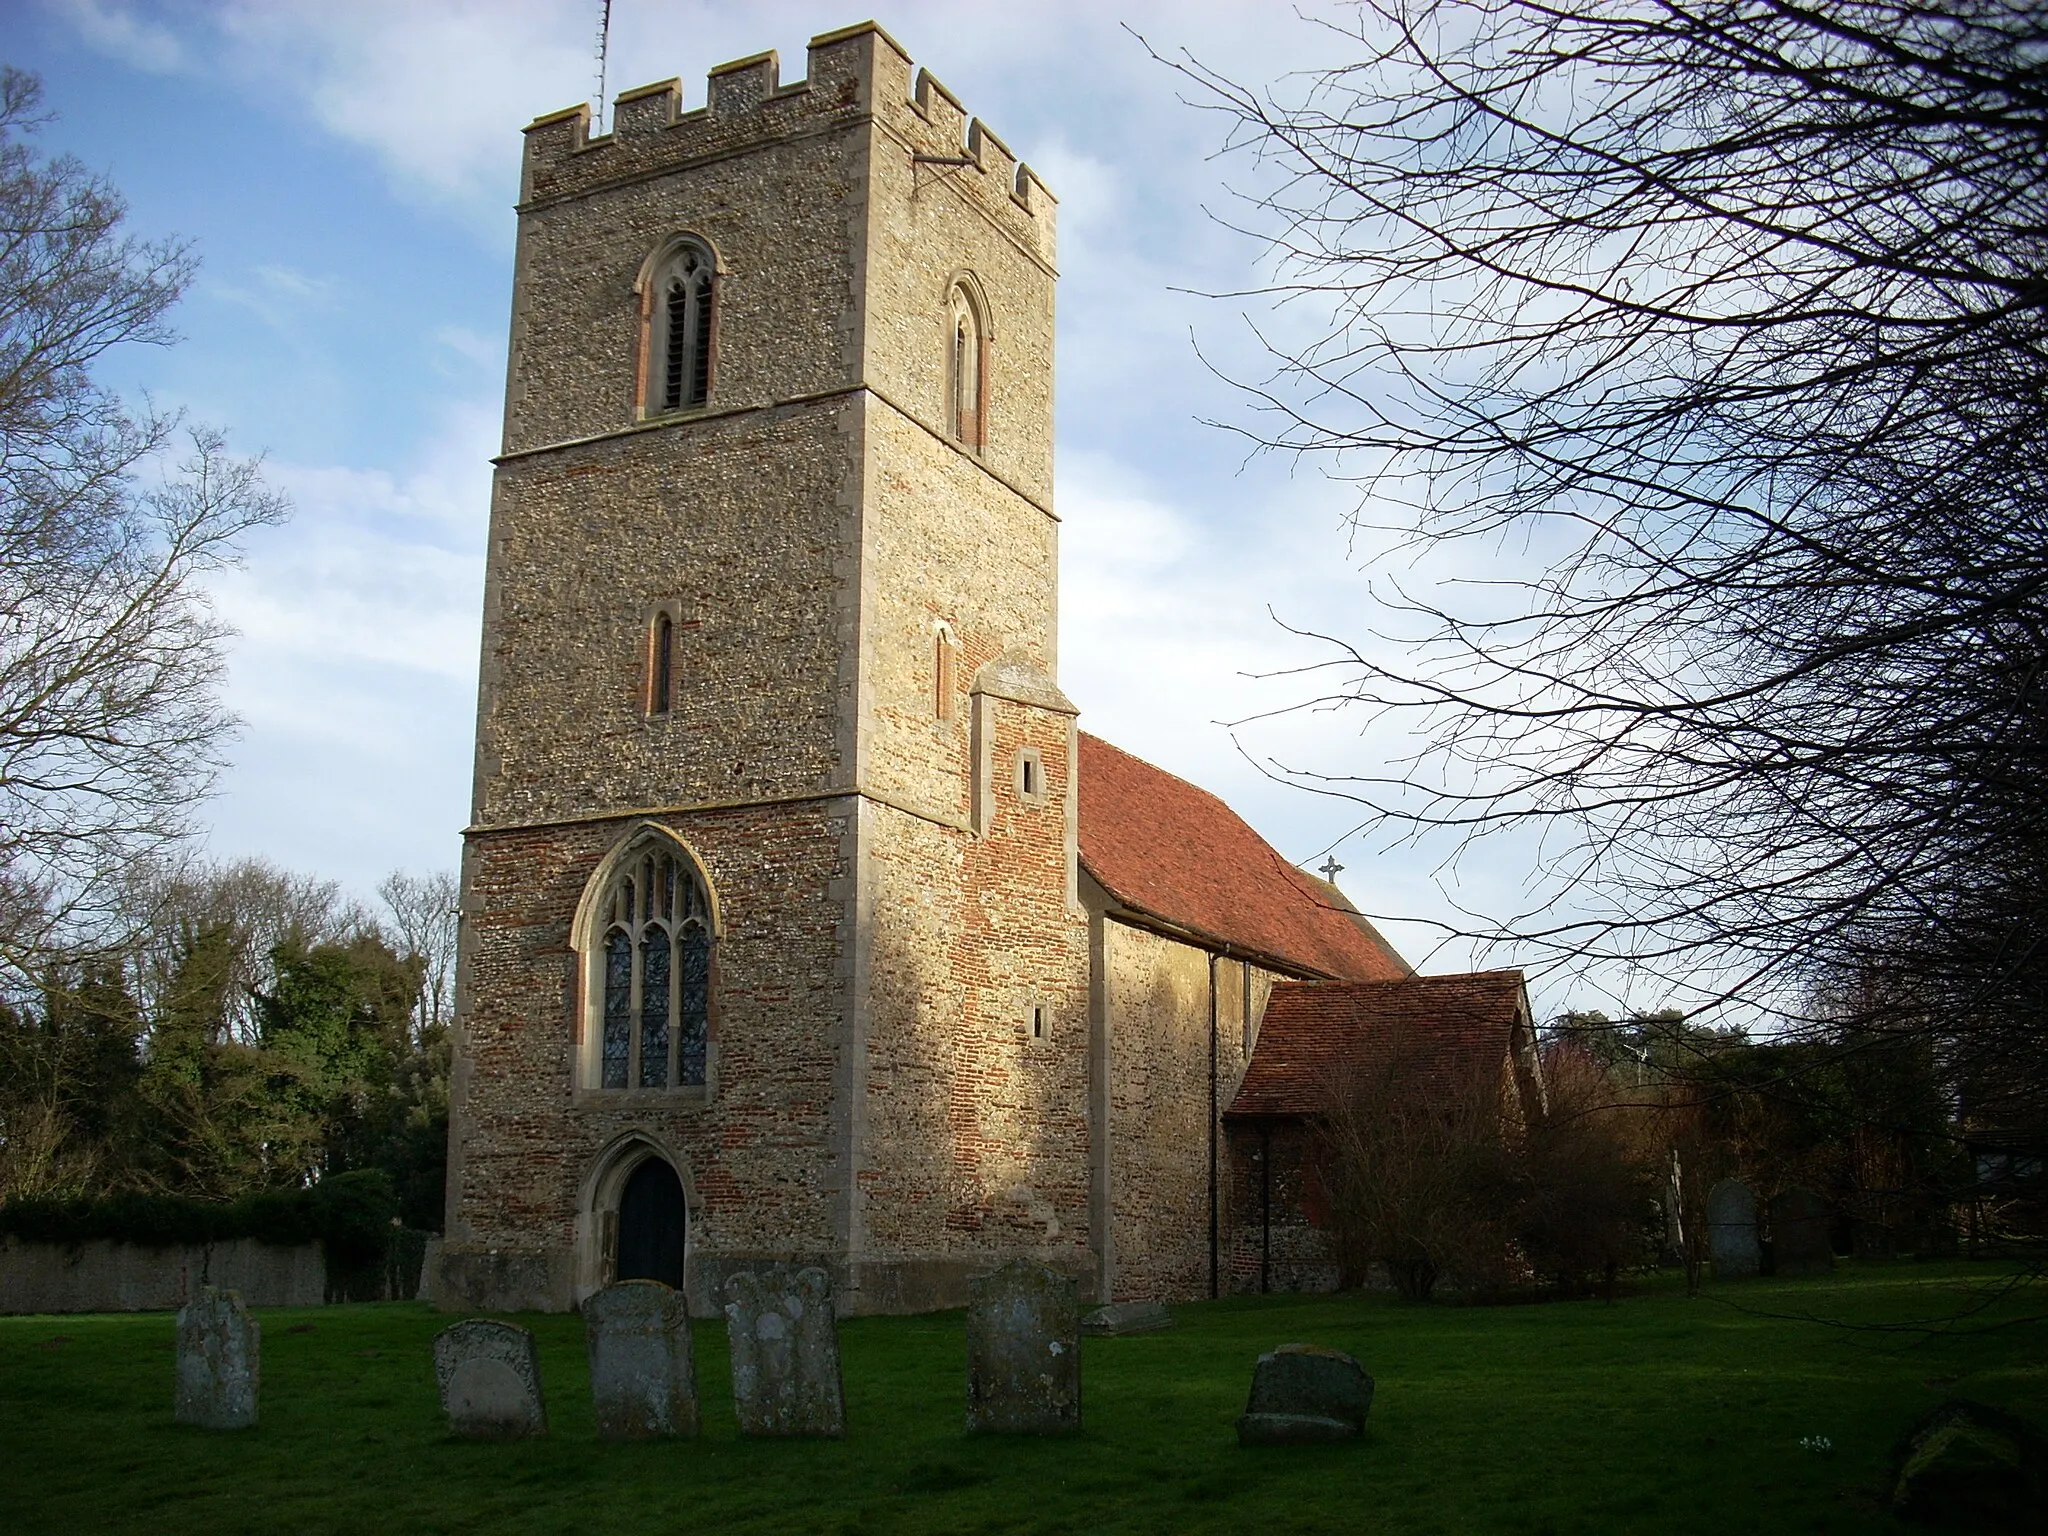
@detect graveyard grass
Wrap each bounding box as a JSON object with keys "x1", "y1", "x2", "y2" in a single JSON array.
[{"x1": 3, "y1": 1262, "x2": 2043, "y2": 1535}]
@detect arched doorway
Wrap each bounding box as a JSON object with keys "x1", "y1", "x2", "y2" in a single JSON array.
[{"x1": 615, "y1": 1156, "x2": 686, "y2": 1288}]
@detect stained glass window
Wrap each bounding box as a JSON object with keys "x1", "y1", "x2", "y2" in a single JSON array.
[
  {"x1": 639, "y1": 933, "x2": 670, "y2": 1088},
  {"x1": 680, "y1": 921, "x2": 710, "y2": 1086},
  {"x1": 602, "y1": 929, "x2": 633, "y2": 1090},
  {"x1": 589, "y1": 836, "x2": 713, "y2": 1092}
]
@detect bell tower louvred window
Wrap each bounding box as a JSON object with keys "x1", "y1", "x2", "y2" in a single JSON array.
[{"x1": 644, "y1": 237, "x2": 716, "y2": 414}]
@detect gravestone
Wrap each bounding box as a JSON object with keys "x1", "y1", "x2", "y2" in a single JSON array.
[
  {"x1": 967, "y1": 1260, "x2": 1081, "y2": 1435},
  {"x1": 724, "y1": 1266, "x2": 844, "y2": 1438},
  {"x1": 1707, "y1": 1178, "x2": 1760, "y2": 1280},
  {"x1": 174, "y1": 1285, "x2": 259, "y2": 1429},
  {"x1": 1237, "y1": 1344, "x2": 1374, "y2": 1446},
  {"x1": 434, "y1": 1319, "x2": 547, "y2": 1439},
  {"x1": 1082, "y1": 1299, "x2": 1174, "y2": 1337},
  {"x1": 1891, "y1": 1400, "x2": 2047, "y2": 1526},
  {"x1": 585, "y1": 1279, "x2": 698, "y2": 1440},
  {"x1": 1770, "y1": 1187, "x2": 1836, "y2": 1277}
]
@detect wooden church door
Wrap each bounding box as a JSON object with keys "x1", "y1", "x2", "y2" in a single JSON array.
[{"x1": 615, "y1": 1157, "x2": 686, "y2": 1288}]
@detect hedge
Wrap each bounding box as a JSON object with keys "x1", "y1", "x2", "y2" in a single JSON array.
[{"x1": 0, "y1": 1170, "x2": 400, "y2": 1267}]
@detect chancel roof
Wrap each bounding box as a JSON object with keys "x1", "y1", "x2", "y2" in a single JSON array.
[
  {"x1": 1227, "y1": 971, "x2": 1532, "y2": 1119},
  {"x1": 1076, "y1": 732, "x2": 1409, "y2": 982}
]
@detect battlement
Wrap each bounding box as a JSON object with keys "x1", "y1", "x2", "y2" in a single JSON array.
[{"x1": 521, "y1": 21, "x2": 1055, "y2": 265}]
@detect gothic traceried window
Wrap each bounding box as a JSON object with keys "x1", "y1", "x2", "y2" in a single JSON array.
[
  {"x1": 647, "y1": 238, "x2": 715, "y2": 413},
  {"x1": 946, "y1": 283, "x2": 985, "y2": 449},
  {"x1": 592, "y1": 840, "x2": 711, "y2": 1090}
]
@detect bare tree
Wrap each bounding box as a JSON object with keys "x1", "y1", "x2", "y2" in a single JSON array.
[
  {"x1": 1175, "y1": 3, "x2": 2047, "y2": 1038},
  {"x1": 0, "y1": 67, "x2": 286, "y2": 979},
  {"x1": 376, "y1": 868, "x2": 458, "y2": 1038},
  {"x1": 126, "y1": 856, "x2": 367, "y2": 1043},
  {"x1": 1317, "y1": 1042, "x2": 1521, "y2": 1298}
]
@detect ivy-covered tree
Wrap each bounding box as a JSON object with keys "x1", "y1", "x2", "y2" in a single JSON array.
[{"x1": 255, "y1": 934, "x2": 422, "y2": 1185}]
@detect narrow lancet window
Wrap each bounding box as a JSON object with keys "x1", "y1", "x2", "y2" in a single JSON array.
[
  {"x1": 650, "y1": 613, "x2": 674, "y2": 715},
  {"x1": 946, "y1": 284, "x2": 984, "y2": 449},
  {"x1": 586, "y1": 837, "x2": 713, "y2": 1092},
  {"x1": 934, "y1": 622, "x2": 956, "y2": 721}
]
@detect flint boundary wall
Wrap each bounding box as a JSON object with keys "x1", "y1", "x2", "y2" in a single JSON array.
[{"x1": 0, "y1": 1236, "x2": 325, "y2": 1313}]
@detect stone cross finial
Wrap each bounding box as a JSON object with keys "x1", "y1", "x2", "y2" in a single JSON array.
[{"x1": 1317, "y1": 857, "x2": 1345, "y2": 884}]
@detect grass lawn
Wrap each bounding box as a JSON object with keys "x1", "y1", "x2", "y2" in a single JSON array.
[{"x1": 1, "y1": 1261, "x2": 2042, "y2": 1535}]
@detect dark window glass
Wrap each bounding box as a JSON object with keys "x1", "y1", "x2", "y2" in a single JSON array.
[
  {"x1": 653, "y1": 615, "x2": 673, "y2": 713},
  {"x1": 690, "y1": 268, "x2": 713, "y2": 404},
  {"x1": 602, "y1": 929, "x2": 633, "y2": 1089},
  {"x1": 639, "y1": 932, "x2": 671, "y2": 1088},
  {"x1": 680, "y1": 920, "x2": 710, "y2": 1086}
]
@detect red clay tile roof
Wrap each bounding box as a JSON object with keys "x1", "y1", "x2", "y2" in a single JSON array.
[
  {"x1": 1077, "y1": 733, "x2": 1409, "y2": 981},
  {"x1": 1227, "y1": 971, "x2": 1530, "y2": 1118}
]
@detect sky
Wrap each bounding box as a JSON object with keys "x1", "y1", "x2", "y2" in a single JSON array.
[{"x1": 3, "y1": 0, "x2": 1589, "y2": 1004}]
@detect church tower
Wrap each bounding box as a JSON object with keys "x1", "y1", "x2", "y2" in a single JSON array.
[{"x1": 440, "y1": 24, "x2": 1091, "y2": 1314}]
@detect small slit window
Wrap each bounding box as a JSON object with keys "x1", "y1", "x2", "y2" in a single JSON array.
[
  {"x1": 648, "y1": 613, "x2": 675, "y2": 715},
  {"x1": 946, "y1": 282, "x2": 986, "y2": 450},
  {"x1": 934, "y1": 621, "x2": 957, "y2": 721},
  {"x1": 644, "y1": 238, "x2": 716, "y2": 413},
  {"x1": 1027, "y1": 1002, "x2": 1047, "y2": 1042},
  {"x1": 1017, "y1": 747, "x2": 1045, "y2": 805}
]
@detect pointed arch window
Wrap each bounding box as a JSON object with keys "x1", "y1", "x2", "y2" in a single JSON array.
[
  {"x1": 643, "y1": 237, "x2": 716, "y2": 414},
  {"x1": 589, "y1": 840, "x2": 712, "y2": 1090},
  {"x1": 934, "y1": 619, "x2": 957, "y2": 721},
  {"x1": 946, "y1": 282, "x2": 986, "y2": 450}
]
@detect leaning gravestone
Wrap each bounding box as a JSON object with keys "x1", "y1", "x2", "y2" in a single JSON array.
[
  {"x1": 1238, "y1": 1344, "x2": 1374, "y2": 1446},
  {"x1": 1082, "y1": 1299, "x2": 1174, "y2": 1337},
  {"x1": 174, "y1": 1285, "x2": 260, "y2": 1429},
  {"x1": 585, "y1": 1279, "x2": 698, "y2": 1440},
  {"x1": 967, "y1": 1260, "x2": 1081, "y2": 1435},
  {"x1": 725, "y1": 1266, "x2": 844, "y2": 1438},
  {"x1": 1770, "y1": 1187, "x2": 1836, "y2": 1277},
  {"x1": 1707, "y1": 1178, "x2": 1761, "y2": 1280},
  {"x1": 434, "y1": 1319, "x2": 547, "y2": 1439}
]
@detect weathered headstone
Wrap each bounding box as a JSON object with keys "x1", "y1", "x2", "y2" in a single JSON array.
[
  {"x1": 724, "y1": 1266, "x2": 844, "y2": 1438},
  {"x1": 174, "y1": 1285, "x2": 259, "y2": 1429},
  {"x1": 1082, "y1": 1299, "x2": 1174, "y2": 1337},
  {"x1": 585, "y1": 1279, "x2": 698, "y2": 1440},
  {"x1": 1237, "y1": 1344, "x2": 1374, "y2": 1446},
  {"x1": 1891, "y1": 1400, "x2": 2047, "y2": 1526},
  {"x1": 1707, "y1": 1178, "x2": 1760, "y2": 1280},
  {"x1": 1769, "y1": 1187, "x2": 1836, "y2": 1277},
  {"x1": 967, "y1": 1260, "x2": 1081, "y2": 1435},
  {"x1": 434, "y1": 1319, "x2": 547, "y2": 1439}
]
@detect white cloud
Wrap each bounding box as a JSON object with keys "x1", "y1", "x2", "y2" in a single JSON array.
[
  {"x1": 48, "y1": 0, "x2": 185, "y2": 73},
  {"x1": 200, "y1": 402, "x2": 495, "y2": 888},
  {"x1": 432, "y1": 324, "x2": 500, "y2": 372},
  {"x1": 206, "y1": 262, "x2": 342, "y2": 336}
]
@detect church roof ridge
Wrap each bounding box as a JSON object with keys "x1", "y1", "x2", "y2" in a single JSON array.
[
  {"x1": 1228, "y1": 969, "x2": 1532, "y2": 1119},
  {"x1": 1076, "y1": 732, "x2": 1410, "y2": 982}
]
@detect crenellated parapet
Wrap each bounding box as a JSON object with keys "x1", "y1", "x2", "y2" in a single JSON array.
[{"x1": 521, "y1": 21, "x2": 1055, "y2": 266}]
